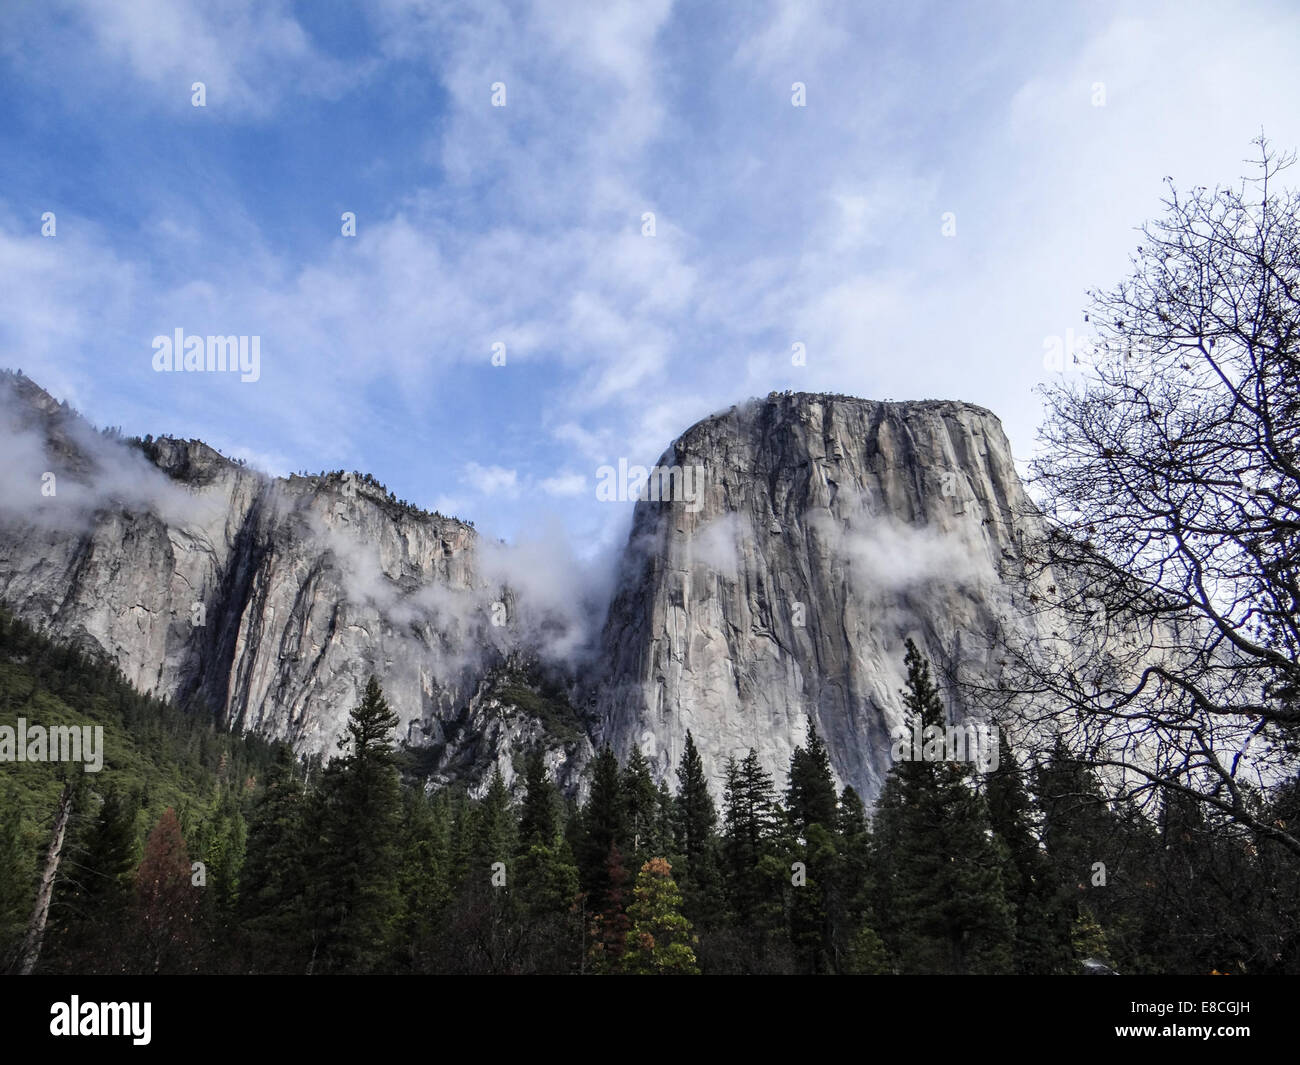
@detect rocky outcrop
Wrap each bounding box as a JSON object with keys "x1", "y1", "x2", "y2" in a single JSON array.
[
  {"x1": 0, "y1": 371, "x2": 590, "y2": 794},
  {"x1": 1, "y1": 372, "x2": 1067, "y2": 801},
  {"x1": 593, "y1": 391, "x2": 1054, "y2": 798}
]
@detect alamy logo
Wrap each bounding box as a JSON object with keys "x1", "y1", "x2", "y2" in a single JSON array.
[
  {"x1": 152, "y1": 328, "x2": 261, "y2": 382},
  {"x1": 50, "y1": 997, "x2": 150, "y2": 1045},
  {"x1": 890, "y1": 720, "x2": 1000, "y2": 773},
  {"x1": 0, "y1": 718, "x2": 104, "y2": 773},
  {"x1": 596, "y1": 460, "x2": 704, "y2": 513}
]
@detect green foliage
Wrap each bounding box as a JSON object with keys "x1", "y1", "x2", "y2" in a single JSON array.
[
  {"x1": 0, "y1": 606, "x2": 278, "y2": 974},
  {"x1": 2, "y1": 605, "x2": 1293, "y2": 975},
  {"x1": 673, "y1": 731, "x2": 723, "y2": 930},
  {"x1": 0, "y1": 781, "x2": 32, "y2": 970},
  {"x1": 787, "y1": 722, "x2": 838, "y2": 834},
  {"x1": 134, "y1": 807, "x2": 198, "y2": 973},
  {"x1": 493, "y1": 673, "x2": 585, "y2": 745},
  {"x1": 785, "y1": 723, "x2": 841, "y2": 973},
  {"x1": 393, "y1": 788, "x2": 453, "y2": 971},
  {"x1": 621, "y1": 746, "x2": 659, "y2": 867},
  {"x1": 587, "y1": 843, "x2": 632, "y2": 974},
  {"x1": 871, "y1": 641, "x2": 1015, "y2": 974},
  {"x1": 309, "y1": 677, "x2": 405, "y2": 973},
  {"x1": 577, "y1": 746, "x2": 627, "y2": 912},
  {"x1": 518, "y1": 747, "x2": 560, "y2": 848},
  {"x1": 622, "y1": 858, "x2": 699, "y2": 974},
  {"x1": 987, "y1": 728, "x2": 1074, "y2": 974},
  {"x1": 718, "y1": 749, "x2": 792, "y2": 970},
  {"x1": 238, "y1": 747, "x2": 312, "y2": 973},
  {"x1": 44, "y1": 783, "x2": 142, "y2": 973}
]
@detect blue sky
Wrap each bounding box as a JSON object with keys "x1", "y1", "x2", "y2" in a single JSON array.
[{"x1": 2, "y1": 0, "x2": 1298, "y2": 556}]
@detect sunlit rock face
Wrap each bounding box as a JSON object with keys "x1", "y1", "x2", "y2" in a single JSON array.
[
  {"x1": 0, "y1": 372, "x2": 590, "y2": 795},
  {"x1": 2, "y1": 374, "x2": 1062, "y2": 800},
  {"x1": 593, "y1": 391, "x2": 1053, "y2": 800}
]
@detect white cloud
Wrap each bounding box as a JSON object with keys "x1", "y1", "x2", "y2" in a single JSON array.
[
  {"x1": 830, "y1": 515, "x2": 995, "y2": 596},
  {"x1": 687, "y1": 514, "x2": 745, "y2": 579},
  {"x1": 539, "y1": 472, "x2": 587, "y2": 497},
  {"x1": 15, "y1": 0, "x2": 365, "y2": 118},
  {"x1": 552, "y1": 422, "x2": 607, "y2": 460},
  {"x1": 5, "y1": 0, "x2": 1299, "y2": 552},
  {"x1": 0, "y1": 383, "x2": 225, "y2": 532},
  {"x1": 432, "y1": 494, "x2": 470, "y2": 517},
  {"x1": 462, "y1": 462, "x2": 520, "y2": 499},
  {"x1": 224, "y1": 444, "x2": 293, "y2": 477},
  {"x1": 731, "y1": 0, "x2": 849, "y2": 76}
]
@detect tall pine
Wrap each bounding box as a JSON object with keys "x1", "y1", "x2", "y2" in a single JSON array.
[
  {"x1": 310, "y1": 676, "x2": 404, "y2": 973},
  {"x1": 621, "y1": 858, "x2": 699, "y2": 974},
  {"x1": 871, "y1": 640, "x2": 1014, "y2": 974},
  {"x1": 239, "y1": 746, "x2": 312, "y2": 972},
  {"x1": 986, "y1": 728, "x2": 1073, "y2": 973},
  {"x1": 785, "y1": 721, "x2": 839, "y2": 973}
]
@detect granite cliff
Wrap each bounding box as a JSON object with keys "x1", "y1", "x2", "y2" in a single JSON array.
[
  {"x1": 0, "y1": 371, "x2": 590, "y2": 794},
  {"x1": 592, "y1": 391, "x2": 1053, "y2": 797},
  {"x1": 0, "y1": 372, "x2": 1060, "y2": 800}
]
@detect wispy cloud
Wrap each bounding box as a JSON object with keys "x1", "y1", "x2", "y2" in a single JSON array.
[
  {"x1": 462, "y1": 462, "x2": 520, "y2": 499},
  {"x1": 1, "y1": 0, "x2": 1297, "y2": 550}
]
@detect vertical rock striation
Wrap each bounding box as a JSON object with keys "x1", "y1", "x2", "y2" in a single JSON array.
[
  {"x1": 0, "y1": 371, "x2": 587, "y2": 792},
  {"x1": 2, "y1": 374, "x2": 1067, "y2": 800},
  {"x1": 593, "y1": 391, "x2": 1051, "y2": 799}
]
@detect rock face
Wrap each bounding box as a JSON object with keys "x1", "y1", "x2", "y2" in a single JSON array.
[
  {"x1": 0, "y1": 371, "x2": 589, "y2": 794},
  {"x1": 0, "y1": 373, "x2": 1059, "y2": 801},
  {"x1": 594, "y1": 391, "x2": 1050, "y2": 799}
]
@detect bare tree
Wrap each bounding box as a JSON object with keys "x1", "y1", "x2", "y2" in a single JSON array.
[
  {"x1": 12, "y1": 783, "x2": 74, "y2": 975},
  {"x1": 982, "y1": 137, "x2": 1300, "y2": 855}
]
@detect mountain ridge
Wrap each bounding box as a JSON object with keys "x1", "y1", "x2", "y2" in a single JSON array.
[{"x1": 0, "y1": 369, "x2": 1057, "y2": 799}]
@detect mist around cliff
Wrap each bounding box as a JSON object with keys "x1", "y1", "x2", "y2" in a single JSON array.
[
  {"x1": 1, "y1": 370, "x2": 631, "y2": 683},
  {"x1": 0, "y1": 372, "x2": 226, "y2": 532},
  {"x1": 316, "y1": 505, "x2": 622, "y2": 676}
]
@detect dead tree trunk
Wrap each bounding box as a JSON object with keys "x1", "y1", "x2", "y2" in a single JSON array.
[{"x1": 13, "y1": 782, "x2": 73, "y2": 975}]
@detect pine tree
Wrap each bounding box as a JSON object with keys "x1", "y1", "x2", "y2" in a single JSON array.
[
  {"x1": 871, "y1": 640, "x2": 1015, "y2": 974},
  {"x1": 588, "y1": 843, "x2": 632, "y2": 973},
  {"x1": 1035, "y1": 735, "x2": 1118, "y2": 877},
  {"x1": 788, "y1": 820, "x2": 837, "y2": 973},
  {"x1": 514, "y1": 748, "x2": 580, "y2": 970},
  {"x1": 134, "y1": 807, "x2": 198, "y2": 973},
  {"x1": 986, "y1": 728, "x2": 1073, "y2": 974},
  {"x1": 48, "y1": 784, "x2": 141, "y2": 973},
  {"x1": 448, "y1": 791, "x2": 476, "y2": 889},
  {"x1": 785, "y1": 723, "x2": 840, "y2": 973},
  {"x1": 517, "y1": 754, "x2": 579, "y2": 931},
  {"x1": 622, "y1": 858, "x2": 699, "y2": 974},
  {"x1": 786, "y1": 721, "x2": 838, "y2": 833},
  {"x1": 1243, "y1": 774, "x2": 1300, "y2": 974},
  {"x1": 653, "y1": 778, "x2": 675, "y2": 860},
  {"x1": 1033, "y1": 734, "x2": 1129, "y2": 971},
  {"x1": 721, "y1": 751, "x2": 781, "y2": 917},
  {"x1": 473, "y1": 768, "x2": 517, "y2": 875},
  {"x1": 395, "y1": 788, "x2": 452, "y2": 972},
  {"x1": 239, "y1": 746, "x2": 312, "y2": 972},
  {"x1": 0, "y1": 782, "x2": 31, "y2": 971},
  {"x1": 518, "y1": 747, "x2": 559, "y2": 849},
  {"x1": 210, "y1": 797, "x2": 246, "y2": 914},
  {"x1": 193, "y1": 791, "x2": 246, "y2": 965},
  {"x1": 1072, "y1": 906, "x2": 1115, "y2": 969},
  {"x1": 444, "y1": 768, "x2": 525, "y2": 974},
  {"x1": 514, "y1": 836, "x2": 581, "y2": 972},
  {"x1": 577, "y1": 746, "x2": 626, "y2": 911},
  {"x1": 673, "y1": 731, "x2": 724, "y2": 928},
  {"x1": 311, "y1": 676, "x2": 405, "y2": 973},
  {"x1": 621, "y1": 746, "x2": 658, "y2": 867},
  {"x1": 721, "y1": 750, "x2": 789, "y2": 968},
  {"x1": 834, "y1": 787, "x2": 889, "y2": 973}
]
